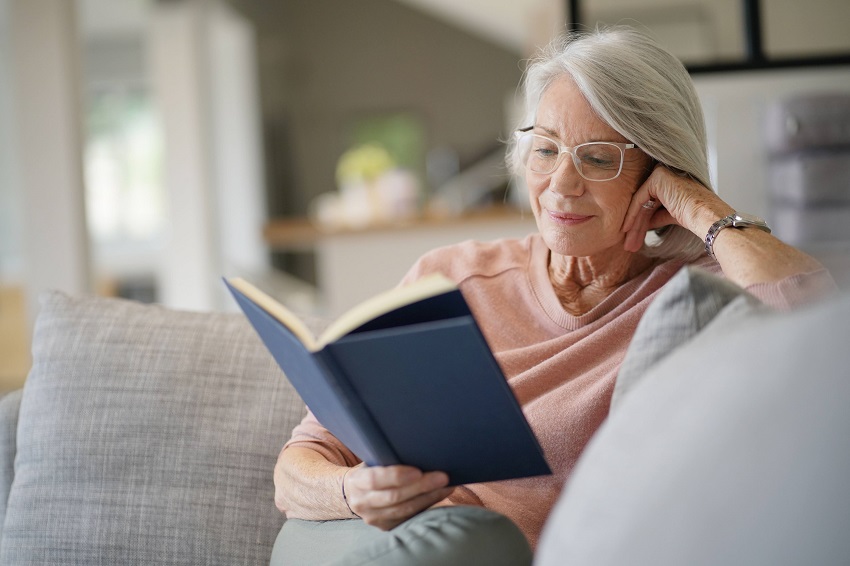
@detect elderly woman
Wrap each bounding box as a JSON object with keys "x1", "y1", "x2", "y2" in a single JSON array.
[{"x1": 270, "y1": 27, "x2": 834, "y2": 565}]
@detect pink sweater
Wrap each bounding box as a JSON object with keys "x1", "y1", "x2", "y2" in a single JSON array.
[{"x1": 285, "y1": 234, "x2": 834, "y2": 547}]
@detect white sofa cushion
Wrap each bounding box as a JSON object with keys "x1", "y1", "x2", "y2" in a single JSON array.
[{"x1": 537, "y1": 273, "x2": 850, "y2": 565}]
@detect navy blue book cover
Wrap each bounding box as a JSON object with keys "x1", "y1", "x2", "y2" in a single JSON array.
[{"x1": 225, "y1": 278, "x2": 551, "y2": 485}]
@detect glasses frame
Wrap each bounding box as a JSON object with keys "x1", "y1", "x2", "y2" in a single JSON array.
[{"x1": 514, "y1": 128, "x2": 637, "y2": 181}]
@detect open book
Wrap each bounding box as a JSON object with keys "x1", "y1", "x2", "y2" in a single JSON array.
[{"x1": 224, "y1": 274, "x2": 551, "y2": 485}]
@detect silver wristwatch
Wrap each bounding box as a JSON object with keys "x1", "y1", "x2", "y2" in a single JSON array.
[{"x1": 704, "y1": 213, "x2": 771, "y2": 260}]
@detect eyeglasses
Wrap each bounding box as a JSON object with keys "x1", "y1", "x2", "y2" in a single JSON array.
[{"x1": 514, "y1": 128, "x2": 637, "y2": 181}]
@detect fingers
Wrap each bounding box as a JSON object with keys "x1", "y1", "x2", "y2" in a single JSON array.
[
  {"x1": 621, "y1": 199, "x2": 654, "y2": 234},
  {"x1": 361, "y1": 486, "x2": 456, "y2": 531},
  {"x1": 345, "y1": 465, "x2": 454, "y2": 530},
  {"x1": 622, "y1": 164, "x2": 685, "y2": 251},
  {"x1": 622, "y1": 195, "x2": 654, "y2": 236},
  {"x1": 356, "y1": 465, "x2": 427, "y2": 489},
  {"x1": 622, "y1": 192, "x2": 661, "y2": 252}
]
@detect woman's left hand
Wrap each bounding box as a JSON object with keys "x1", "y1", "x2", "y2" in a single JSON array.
[
  {"x1": 620, "y1": 164, "x2": 732, "y2": 253},
  {"x1": 620, "y1": 163, "x2": 827, "y2": 289}
]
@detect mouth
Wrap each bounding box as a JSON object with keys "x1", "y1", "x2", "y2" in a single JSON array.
[{"x1": 545, "y1": 209, "x2": 593, "y2": 226}]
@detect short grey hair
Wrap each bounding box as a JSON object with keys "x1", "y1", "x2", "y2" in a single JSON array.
[{"x1": 507, "y1": 26, "x2": 710, "y2": 261}]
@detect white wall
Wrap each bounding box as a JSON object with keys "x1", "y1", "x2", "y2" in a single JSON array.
[
  {"x1": 0, "y1": 0, "x2": 22, "y2": 281},
  {"x1": 149, "y1": 1, "x2": 219, "y2": 310},
  {"x1": 693, "y1": 67, "x2": 850, "y2": 216},
  {"x1": 8, "y1": 0, "x2": 92, "y2": 323},
  {"x1": 206, "y1": 2, "x2": 268, "y2": 281},
  {"x1": 149, "y1": 0, "x2": 268, "y2": 311}
]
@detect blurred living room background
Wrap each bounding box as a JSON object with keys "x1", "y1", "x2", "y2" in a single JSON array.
[{"x1": 2, "y1": 0, "x2": 849, "y2": 391}]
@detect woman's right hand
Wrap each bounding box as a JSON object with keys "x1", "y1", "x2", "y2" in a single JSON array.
[{"x1": 343, "y1": 464, "x2": 455, "y2": 530}]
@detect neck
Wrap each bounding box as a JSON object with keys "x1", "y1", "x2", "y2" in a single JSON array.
[{"x1": 548, "y1": 248, "x2": 655, "y2": 316}]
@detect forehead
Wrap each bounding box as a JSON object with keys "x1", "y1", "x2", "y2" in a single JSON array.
[{"x1": 535, "y1": 76, "x2": 625, "y2": 143}]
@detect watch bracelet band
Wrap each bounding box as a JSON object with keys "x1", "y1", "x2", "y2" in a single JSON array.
[
  {"x1": 704, "y1": 213, "x2": 771, "y2": 260},
  {"x1": 704, "y1": 216, "x2": 735, "y2": 260}
]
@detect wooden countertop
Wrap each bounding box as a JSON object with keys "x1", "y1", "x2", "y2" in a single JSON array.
[{"x1": 263, "y1": 205, "x2": 534, "y2": 249}]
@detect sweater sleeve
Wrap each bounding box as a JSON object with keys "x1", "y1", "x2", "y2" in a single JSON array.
[
  {"x1": 283, "y1": 409, "x2": 361, "y2": 467},
  {"x1": 694, "y1": 256, "x2": 838, "y2": 310},
  {"x1": 744, "y1": 268, "x2": 838, "y2": 310}
]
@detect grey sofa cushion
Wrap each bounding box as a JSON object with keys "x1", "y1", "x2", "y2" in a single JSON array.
[
  {"x1": 612, "y1": 266, "x2": 761, "y2": 410},
  {"x1": 0, "y1": 389, "x2": 21, "y2": 544},
  {"x1": 0, "y1": 291, "x2": 307, "y2": 565},
  {"x1": 537, "y1": 286, "x2": 850, "y2": 565}
]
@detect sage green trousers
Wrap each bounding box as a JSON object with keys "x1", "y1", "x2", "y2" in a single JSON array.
[{"x1": 269, "y1": 506, "x2": 532, "y2": 566}]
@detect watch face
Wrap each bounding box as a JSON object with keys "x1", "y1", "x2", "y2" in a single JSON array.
[
  {"x1": 731, "y1": 212, "x2": 771, "y2": 233},
  {"x1": 735, "y1": 213, "x2": 766, "y2": 224}
]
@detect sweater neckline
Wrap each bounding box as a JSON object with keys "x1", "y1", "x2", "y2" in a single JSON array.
[{"x1": 526, "y1": 234, "x2": 681, "y2": 330}]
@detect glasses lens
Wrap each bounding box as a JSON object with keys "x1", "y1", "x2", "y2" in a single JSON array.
[
  {"x1": 521, "y1": 134, "x2": 560, "y2": 174},
  {"x1": 575, "y1": 143, "x2": 623, "y2": 181}
]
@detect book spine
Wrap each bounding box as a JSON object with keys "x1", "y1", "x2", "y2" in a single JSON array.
[{"x1": 315, "y1": 349, "x2": 400, "y2": 467}]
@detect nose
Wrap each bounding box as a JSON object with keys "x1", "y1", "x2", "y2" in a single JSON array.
[{"x1": 547, "y1": 151, "x2": 585, "y2": 198}]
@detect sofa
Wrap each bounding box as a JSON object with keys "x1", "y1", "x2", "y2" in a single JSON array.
[{"x1": 0, "y1": 267, "x2": 848, "y2": 565}]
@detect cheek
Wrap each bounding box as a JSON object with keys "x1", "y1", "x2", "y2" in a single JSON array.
[
  {"x1": 611, "y1": 198, "x2": 633, "y2": 226},
  {"x1": 623, "y1": 158, "x2": 654, "y2": 192},
  {"x1": 525, "y1": 174, "x2": 548, "y2": 208},
  {"x1": 599, "y1": 184, "x2": 638, "y2": 225}
]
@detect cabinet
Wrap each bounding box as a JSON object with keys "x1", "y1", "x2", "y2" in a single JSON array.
[{"x1": 264, "y1": 207, "x2": 537, "y2": 316}]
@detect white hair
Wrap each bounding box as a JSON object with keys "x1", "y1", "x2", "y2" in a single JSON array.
[{"x1": 507, "y1": 26, "x2": 711, "y2": 261}]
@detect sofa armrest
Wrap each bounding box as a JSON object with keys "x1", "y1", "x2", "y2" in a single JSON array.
[{"x1": 0, "y1": 389, "x2": 22, "y2": 534}]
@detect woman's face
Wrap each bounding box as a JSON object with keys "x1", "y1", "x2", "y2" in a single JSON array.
[{"x1": 526, "y1": 76, "x2": 652, "y2": 258}]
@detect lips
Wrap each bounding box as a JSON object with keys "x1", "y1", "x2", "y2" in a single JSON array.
[{"x1": 545, "y1": 209, "x2": 593, "y2": 225}]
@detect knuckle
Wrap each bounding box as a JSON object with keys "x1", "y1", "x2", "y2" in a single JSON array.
[
  {"x1": 385, "y1": 467, "x2": 405, "y2": 483},
  {"x1": 360, "y1": 469, "x2": 381, "y2": 490},
  {"x1": 383, "y1": 489, "x2": 405, "y2": 506}
]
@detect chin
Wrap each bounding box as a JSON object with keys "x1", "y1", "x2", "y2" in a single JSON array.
[
  {"x1": 539, "y1": 228, "x2": 624, "y2": 259},
  {"x1": 540, "y1": 230, "x2": 590, "y2": 258}
]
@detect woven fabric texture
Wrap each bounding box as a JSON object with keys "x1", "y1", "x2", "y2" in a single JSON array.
[
  {"x1": 0, "y1": 291, "x2": 306, "y2": 565},
  {"x1": 611, "y1": 267, "x2": 761, "y2": 410},
  {"x1": 0, "y1": 389, "x2": 21, "y2": 544}
]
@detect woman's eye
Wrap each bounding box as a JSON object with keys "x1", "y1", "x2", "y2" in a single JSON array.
[
  {"x1": 534, "y1": 148, "x2": 558, "y2": 158},
  {"x1": 583, "y1": 156, "x2": 613, "y2": 167},
  {"x1": 579, "y1": 149, "x2": 617, "y2": 168}
]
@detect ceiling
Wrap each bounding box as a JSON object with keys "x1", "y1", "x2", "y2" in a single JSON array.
[
  {"x1": 76, "y1": 0, "x2": 558, "y2": 54},
  {"x1": 75, "y1": 0, "x2": 745, "y2": 58},
  {"x1": 390, "y1": 0, "x2": 546, "y2": 53}
]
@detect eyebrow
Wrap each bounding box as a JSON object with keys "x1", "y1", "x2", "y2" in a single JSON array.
[
  {"x1": 529, "y1": 124, "x2": 630, "y2": 146},
  {"x1": 531, "y1": 124, "x2": 560, "y2": 138}
]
